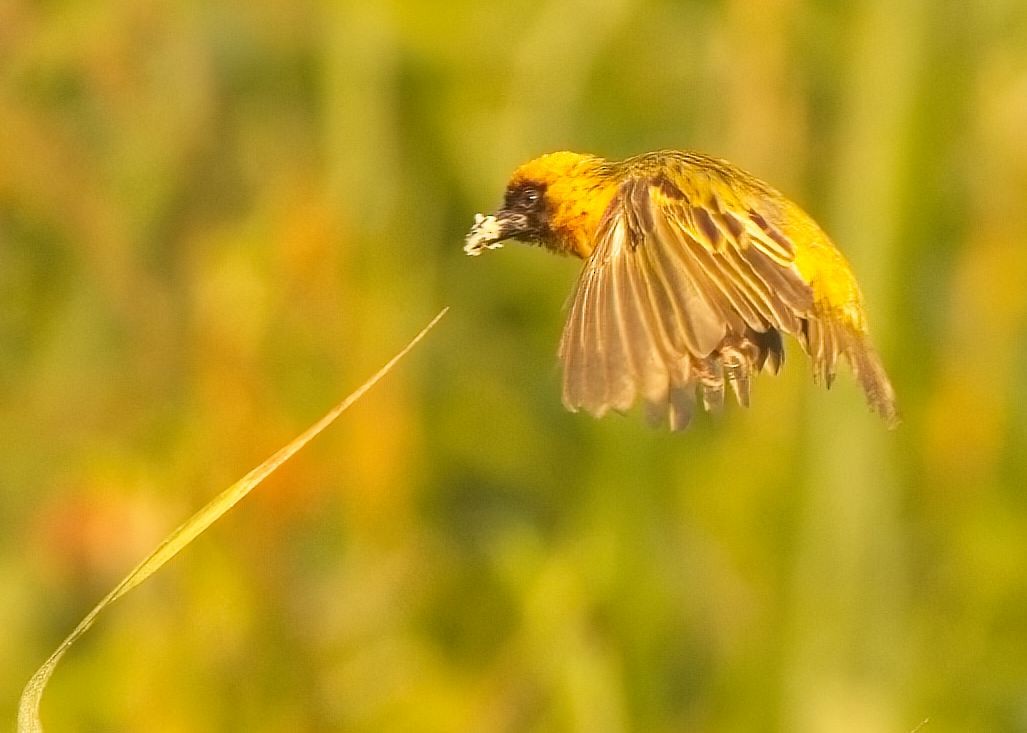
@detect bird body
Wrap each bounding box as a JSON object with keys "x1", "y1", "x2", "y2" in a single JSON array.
[{"x1": 465, "y1": 150, "x2": 898, "y2": 430}]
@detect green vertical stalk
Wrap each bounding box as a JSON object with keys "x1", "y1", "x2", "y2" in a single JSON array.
[{"x1": 783, "y1": 1, "x2": 924, "y2": 731}]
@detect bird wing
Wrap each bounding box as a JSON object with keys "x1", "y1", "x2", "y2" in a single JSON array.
[{"x1": 558, "y1": 172, "x2": 817, "y2": 429}]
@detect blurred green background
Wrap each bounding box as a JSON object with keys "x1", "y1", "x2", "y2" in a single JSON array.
[{"x1": 3, "y1": 0, "x2": 1027, "y2": 730}]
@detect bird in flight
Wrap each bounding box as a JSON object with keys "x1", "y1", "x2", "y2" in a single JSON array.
[{"x1": 465, "y1": 150, "x2": 898, "y2": 431}]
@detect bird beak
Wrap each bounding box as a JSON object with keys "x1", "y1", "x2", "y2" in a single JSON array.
[{"x1": 464, "y1": 210, "x2": 530, "y2": 256}]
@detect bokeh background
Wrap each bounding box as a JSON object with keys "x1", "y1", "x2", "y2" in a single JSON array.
[{"x1": 3, "y1": 0, "x2": 1027, "y2": 731}]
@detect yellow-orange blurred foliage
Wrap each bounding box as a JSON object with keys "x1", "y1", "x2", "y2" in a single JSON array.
[{"x1": 3, "y1": 1, "x2": 1027, "y2": 731}]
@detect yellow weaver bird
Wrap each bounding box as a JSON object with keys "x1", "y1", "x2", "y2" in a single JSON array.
[{"x1": 465, "y1": 150, "x2": 898, "y2": 431}]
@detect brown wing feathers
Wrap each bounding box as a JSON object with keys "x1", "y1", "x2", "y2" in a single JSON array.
[{"x1": 559, "y1": 174, "x2": 828, "y2": 430}]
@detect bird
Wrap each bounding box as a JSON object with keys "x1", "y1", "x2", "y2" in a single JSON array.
[{"x1": 464, "y1": 150, "x2": 898, "y2": 431}]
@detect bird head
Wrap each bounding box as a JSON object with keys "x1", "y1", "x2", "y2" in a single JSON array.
[{"x1": 465, "y1": 152, "x2": 617, "y2": 259}]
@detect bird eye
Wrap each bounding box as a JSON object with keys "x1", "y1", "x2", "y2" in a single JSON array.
[{"x1": 504, "y1": 184, "x2": 544, "y2": 209}]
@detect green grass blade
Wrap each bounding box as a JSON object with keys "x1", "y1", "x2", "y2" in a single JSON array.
[{"x1": 17, "y1": 307, "x2": 449, "y2": 733}]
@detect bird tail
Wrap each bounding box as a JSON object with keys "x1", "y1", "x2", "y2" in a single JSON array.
[
  {"x1": 843, "y1": 328, "x2": 900, "y2": 428},
  {"x1": 802, "y1": 317, "x2": 900, "y2": 428}
]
